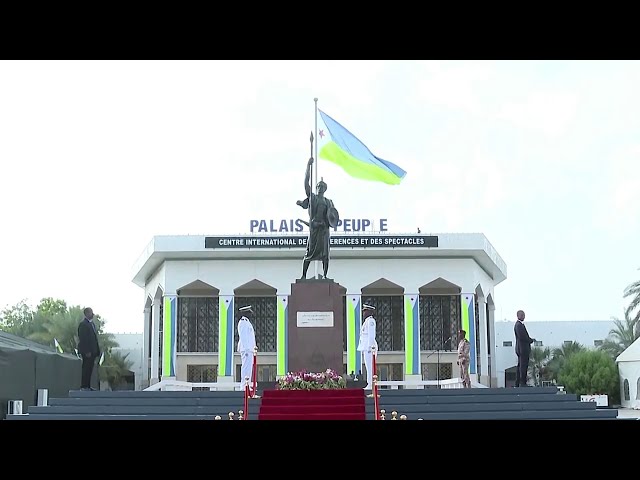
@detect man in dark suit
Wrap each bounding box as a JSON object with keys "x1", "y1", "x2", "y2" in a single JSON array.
[
  {"x1": 514, "y1": 310, "x2": 535, "y2": 387},
  {"x1": 77, "y1": 307, "x2": 101, "y2": 391}
]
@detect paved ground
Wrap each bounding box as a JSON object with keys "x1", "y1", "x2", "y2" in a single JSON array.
[{"x1": 616, "y1": 408, "x2": 640, "y2": 419}]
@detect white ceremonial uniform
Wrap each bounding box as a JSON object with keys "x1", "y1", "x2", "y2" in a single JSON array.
[
  {"x1": 357, "y1": 315, "x2": 378, "y2": 389},
  {"x1": 237, "y1": 316, "x2": 256, "y2": 389}
]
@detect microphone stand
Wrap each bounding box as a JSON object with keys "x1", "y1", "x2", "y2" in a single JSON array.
[
  {"x1": 422, "y1": 336, "x2": 452, "y2": 389},
  {"x1": 437, "y1": 336, "x2": 453, "y2": 389}
]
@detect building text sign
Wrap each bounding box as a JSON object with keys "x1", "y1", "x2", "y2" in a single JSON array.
[
  {"x1": 250, "y1": 218, "x2": 389, "y2": 233},
  {"x1": 204, "y1": 234, "x2": 438, "y2": 249}
]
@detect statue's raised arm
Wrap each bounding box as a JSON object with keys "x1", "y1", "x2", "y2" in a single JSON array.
[
  {"x1": 304, "y1": 157, "x2": 313, "y2": 199},
  {"x1": 296, "y1": 133, "x2": 315, "y2": 211}
]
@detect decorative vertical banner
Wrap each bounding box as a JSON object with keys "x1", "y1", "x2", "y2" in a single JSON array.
[
  {"x1": 461, "y1": 293, "x2": 477, "y2": 375},
  {"x1": 162, "y1": 295, "x2": 177, "y2": 378},
  {"x1": 276, "y1": 295, "x2": 289, "y2": 376},
  {"x1": 404, "y1": 294, "x2": 420, "y2": 375},
  {"x1": 218, "y1": 296, "x2": 234, "y2": 377},
  {"x1": 346, "y1": 295, "x2": 361, "y2": 376}
]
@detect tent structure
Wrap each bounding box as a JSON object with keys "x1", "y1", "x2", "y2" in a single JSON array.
[
  {"x1": 616, "y1": 336, "x2": 640, "y2": 409},
  {"x1": 0, "y1": 331, "x2": 81, "y2": 419}
]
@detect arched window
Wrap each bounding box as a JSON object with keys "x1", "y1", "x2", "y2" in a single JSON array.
[
  {"x1": 636, "y1": 377, "x2": 640, "y2": 400},
  {"x1": 623, "y1": 379, "x2": 630, "y2": 401},
  {"x1": 234, "y1": 279, "x2": 277, "y2": 353},
  {"x1": 361, "y1": 278, "x2": 405, "y2": 352},
  {"x1": 176, "y1": 280, "x2": 220, "y2": 353},
  {"x1": 418, "y1": 278, "x2": 462, "y2": 351}
]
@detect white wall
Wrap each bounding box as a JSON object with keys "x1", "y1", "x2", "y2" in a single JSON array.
[
  {"x1": 618, "y1": 361, "x2": 640, "y2": 408},
  {"x1": 144, "y1": 264, "x2": 165, "y2": 301},
  {"x1": 111, "y1": 333, "x2": 144, "y2": 390},
  {"x1": 494, "y1": 320, "x2": 616, "y2": 387},
  {"x1": 162, "y1": 257, "x2": 495, "y2": 296}
]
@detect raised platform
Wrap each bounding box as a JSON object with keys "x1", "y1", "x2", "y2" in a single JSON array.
[
  {"x1": 365, "y1": 387, "x2": 619, "y2": 420},
  {"x1": 4, "y1": 386, "x2": 620, "y2": 420}
]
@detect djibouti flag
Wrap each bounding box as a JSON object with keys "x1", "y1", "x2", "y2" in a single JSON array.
[{"x1": 317, "y1": 110, "x2": 407, "y2": 185}]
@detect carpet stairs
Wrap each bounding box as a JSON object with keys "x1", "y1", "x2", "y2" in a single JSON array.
[{"x1": 258, "y1": 388, "x2": 366, "y2": 420}]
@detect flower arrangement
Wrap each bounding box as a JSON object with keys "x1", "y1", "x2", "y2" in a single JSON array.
[{"x1": 277, "y1": 369, "x2": 347, "y2": 390}]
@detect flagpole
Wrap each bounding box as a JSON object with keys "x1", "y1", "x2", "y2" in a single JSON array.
[
  {"x1": 314, "y1": 98, "x2": 319, "y2": 190},
  {"x1": 314, "y1": 97, "x2": 319, "y2": 279}
]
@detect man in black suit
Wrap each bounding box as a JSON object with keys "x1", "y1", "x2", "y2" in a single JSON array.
[
  {"x1": 77, "y1": 307, "x2": 101, "y2": 391},
  {"x1": 514, "y1": 310, "x2": 535, "y2": 387}
]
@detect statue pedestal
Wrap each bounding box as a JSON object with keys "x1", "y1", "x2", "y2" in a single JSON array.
[{"x1": 287, "y1": 279, "x2": 345, "y2": 374}]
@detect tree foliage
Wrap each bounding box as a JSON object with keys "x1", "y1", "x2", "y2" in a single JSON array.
[
  {"x1": 623, "y1": 268, "x2": 640, "y2": 325},
  {"x1": 599, "y1": 311, "x2": 639, "y2": 361},
  {"x1": 99, "y1": 350, "x2": 134, "y2": 390},
  {"x1": 529, "y1": 346, "x2": 551, "y2": 386},
  {"x1": 546, "y1": 341, "x2": 586, "y2": 381},
  {"x1": 557, "y1": 350, "x2": 620, "y2": 404}
]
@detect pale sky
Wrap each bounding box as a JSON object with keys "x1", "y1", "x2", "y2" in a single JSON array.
[{"x1": 1, "y1": 60, "x2": 638, "y2": 333}]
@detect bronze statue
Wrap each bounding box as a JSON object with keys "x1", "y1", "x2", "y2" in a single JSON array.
[{"x1": 296, "y1": 146, "x2": 339, "y2": 280}]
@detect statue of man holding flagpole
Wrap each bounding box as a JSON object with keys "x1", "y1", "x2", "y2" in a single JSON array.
[{"x1": 296, "y1": 134, "x2": 340, "y2": 280}]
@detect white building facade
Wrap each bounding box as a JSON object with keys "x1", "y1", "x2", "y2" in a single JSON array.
[
  {"x1": 494, "y1": 319, "x2": 616, "y2": 388},
  {"x1": 132, "y1": 232, "x2": 507, "y2": 389}
]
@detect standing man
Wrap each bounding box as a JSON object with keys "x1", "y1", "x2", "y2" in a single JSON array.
[
  {"x1": 237, "y1": 305, "x2": 256, "y2": 392},
  {"x1": 357, "y1": 304, "x2": 378, "y2": 390},
  {"x1": 77, "y1": 307, "x2": 100, "y2": 391},
  {"x1": 457, "y1": 329, "x2": 471, "y2": 388},
  {"x1": 514, "y1": 310, "x2": 535, "y2": 387}
]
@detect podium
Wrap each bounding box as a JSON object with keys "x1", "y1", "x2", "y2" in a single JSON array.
[{"x1": 287, "y1": 279, "x2": 346, "y2": 374}]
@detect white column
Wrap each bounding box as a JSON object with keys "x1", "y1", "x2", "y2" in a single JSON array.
[
  {"x1": 142, "y1": 307, "x2": 151, "y2": 389},
  {"x1": 487, "y1": 302, "x2": 497, "y2": 387},
  {"x1": 216, "y1": 292, "x2": 236, "y2": 390},
  {"x1": 150, "y1": 301, "x2": 160, "y2": 385},
  {"x1": 161, "y1": 293, "x2": 177, "y2": 382},
  {"x1": 477, "y1": 297, "x2": 489, "y2": 382}
]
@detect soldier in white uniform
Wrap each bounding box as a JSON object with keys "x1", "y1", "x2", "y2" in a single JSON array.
[
  {"x1": 357, "y1": 304, "x2": 378, "y2": 390},
  {"x1": 237, "y1": 305, "x2": 256, "y2": 391}
]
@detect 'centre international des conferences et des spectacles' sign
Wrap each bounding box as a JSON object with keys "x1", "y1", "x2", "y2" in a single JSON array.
[{"x1": 204, "y1": 235, "x2": 438, "y2": 249}]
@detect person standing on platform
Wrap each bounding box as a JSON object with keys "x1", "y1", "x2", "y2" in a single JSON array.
[
  {"x1": 357, "y1": 304, "x2": 378, "y2": 390},
  {"x1": 237, "y1": 305, "x2": 256, "y2": 391},
  {"x1": 77, "y1": 307, "x2": 101, "y2": 391},
  {"x1": 514, "y1": 310, "x2": 535, "y2": 387},
  {"x1": 457, "y1": 329, "x2": 471, "y2": 388}
]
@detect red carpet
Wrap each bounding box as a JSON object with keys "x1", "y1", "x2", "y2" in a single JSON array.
[{"x1": 258, "y1": 388, "x2": 366, "y2": 420}]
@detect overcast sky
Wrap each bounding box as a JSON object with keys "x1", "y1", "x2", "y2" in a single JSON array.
[{"x1": 0, "y1": 60, "x2": 638, "y2": 333}]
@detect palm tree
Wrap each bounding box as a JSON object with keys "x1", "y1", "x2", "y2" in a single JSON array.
[
  {"x1": 529, "y1": 346, "x2": 551, "y2": 386},
  {"x1": 27, "y1": 306, "x2": 118, "y2": 354},
  {"x1": 546, "y1": 341, "x2": 585, "y2": 381},
  {"x1": 27, "y1": 310, "x2": 80, "y2": 353},
  {"x1": 623, "y1": 270, "x2": 640, "y2": 326},
  {"x1": 99, "y1": 351, "x2": 134, "y2": 390},
  {"x1": 599, "y1": 312, "x2": 639, "y2": 360}
]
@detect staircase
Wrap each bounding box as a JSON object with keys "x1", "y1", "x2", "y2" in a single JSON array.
[
  {"x1": 5, "y1": 389, "x2": 257, "y2": 420},
  {"x1": 258, "y1": 388, "x2": 366, "y2": 420},
  {"x1": 365, "y1": 387, "x2": 619, "y2": 420},
  {"x1": 4, "y1": 386, "x2": 621, "y2": 420}
]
